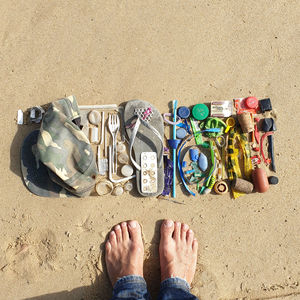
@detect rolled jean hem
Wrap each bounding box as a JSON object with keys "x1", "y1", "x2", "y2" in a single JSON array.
[
  {"x1": 113, "y1": 275, "x2": 147, "y2": 292},
  {"x1": 160, "y1": 277, "x2": 191, "y2": 292}
]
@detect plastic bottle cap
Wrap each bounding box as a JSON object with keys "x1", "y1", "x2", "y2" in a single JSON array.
[
  {"x1": 245, "y1": 97, "x2": 258, "y2": 109},
  {"x1": 124, "y1": 181, "x2": 133, "y2": 192},
  {"x1": 113, "y1": 185, "x2": 124, "y2": 196},
  {"x1": 176, "y1": 128, "x2": 187, "y2": 139},
  {"x1": 192, "y1": 104, "x2": 209, "y2": 120},
  {"x1": 118, "y1": 153, "x2": 129, "y2": 164},
  {"x1": 177, "y1": 106, "x2": 190, "y2": 119},
  {"x1": 121, "y1": 164, "x2": 134, "y2": 177}
]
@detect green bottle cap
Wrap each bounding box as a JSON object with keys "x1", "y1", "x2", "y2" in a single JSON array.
[{"x1": 192, "y1": 104, "x2": 209, "y2": 120}]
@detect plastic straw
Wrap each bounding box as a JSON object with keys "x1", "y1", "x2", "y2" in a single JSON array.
[{"x1": 172, "y1": 100, "x2": 178, "y2": 198}]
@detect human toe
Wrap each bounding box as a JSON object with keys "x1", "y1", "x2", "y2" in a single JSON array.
[
  {"x1": 186, "y1": 229, "x2": 194, "y2": 246},
  {"x1": 160, "y1": 219, "x2": 174, "y2": 240},
  {"x1": 121, "y1": 222, "x2": 129, "y2": 241},
  {"x1": 128, "y1": 220, "x2": 142, "y2": 241},
  {"x1": 114, "y1": 224, "x2": 122, "y2": 242},
  {"x1": 181, "y1": 223, "x2": 189, "y2": 240},
  {"x1": 173, "y1": 221, "x2": 181, "y2": 240}
]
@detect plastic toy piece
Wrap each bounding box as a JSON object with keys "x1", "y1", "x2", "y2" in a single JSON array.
[
  {"x1": 190, "y1": 118, "x2": 203, "y2": 145},
  {"x1": 259, "y1": 98, "x2": 272, "y2": 113},
  {"x1": 161, "y1": 157, "x2": 173, "y2": 196},
  {"x1": 192, "y1": 104, "x2": 209, "y2": 120},
  {"x1": 177, "y1": 106, "x2": 190, "y2": 119}
]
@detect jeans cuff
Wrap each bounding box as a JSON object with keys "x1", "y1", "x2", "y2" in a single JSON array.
[
  {"x1": 113, "y1": 275, "x2": 147, "y2": 291},
  {"x1": 160, "y1": 277, "x2": 191, "y2": 292}
]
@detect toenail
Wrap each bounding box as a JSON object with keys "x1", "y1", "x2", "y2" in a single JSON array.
[
  {"x1": 129, "y1": 221, "x2": 137, "y2": 228},
  {"x1": 164, "y1": 220, "x2": 173, "y2": 227},
  {"x1": 121, "y1": 222, "x2": 127, "y2": 227},
  {"x1": 110, "y1": 231, "x2": 115, "y2": 236},
  {"x1": 188, "y1": 229, "x2": 193, "y2": 234},
  {"x1": 115, "y1": 225, "x2": 121, "y2": 230},
  {"x1": 183, "y1": 224, "x2": 189, "y2": 230},
  {"x1": 175, "y1": 222, "x2": 180, "y2": 227}
]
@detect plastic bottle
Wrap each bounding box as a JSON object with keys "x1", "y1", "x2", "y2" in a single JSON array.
[{"x1": 252, "y1": 167, "x2": 269, "y2": 193}]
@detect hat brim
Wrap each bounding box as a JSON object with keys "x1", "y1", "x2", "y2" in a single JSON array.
[{"x1": 20, "y1": 130, "x2": 71, "y2": 197}]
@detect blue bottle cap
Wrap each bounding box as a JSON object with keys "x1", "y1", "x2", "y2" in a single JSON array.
[
  {"x1": 177, "y1": 106, "x2": 190, "y2": 119},
  {"x1": 176, "y1": 128, "x2": 187, "y2": 139}
]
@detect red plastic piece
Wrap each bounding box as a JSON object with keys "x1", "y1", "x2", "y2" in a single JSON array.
[
  {"x1": 260, "y1": 131, "x2": 274, "y2": 165},
  {"x1": 245, "y1": 97, "x2": 259, "y2": 109},
  {"x1": 234, "y1": 98, "x2": 259, "y2": 114}
]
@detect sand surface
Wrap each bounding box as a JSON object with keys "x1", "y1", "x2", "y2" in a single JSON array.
[{"x1": 0, "y1": 1, "x2": 299, "y2": 299}]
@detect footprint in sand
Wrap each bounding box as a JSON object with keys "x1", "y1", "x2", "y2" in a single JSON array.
[{"x1": 1, "y1": 229, "x2": 60, "y2": 282}]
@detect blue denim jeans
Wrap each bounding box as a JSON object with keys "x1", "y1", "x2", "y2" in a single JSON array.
[{"x1": 110, "y1": 275, "x2": 199, "y2": 300}]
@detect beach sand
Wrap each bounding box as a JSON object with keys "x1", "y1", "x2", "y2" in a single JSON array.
[{"x1": 0, "y1": 1, "x2": 299, "y2": 299}]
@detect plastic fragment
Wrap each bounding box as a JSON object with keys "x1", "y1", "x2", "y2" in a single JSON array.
[{"x1": 198, "y1": 153, "x2": 208, "y2": 171}]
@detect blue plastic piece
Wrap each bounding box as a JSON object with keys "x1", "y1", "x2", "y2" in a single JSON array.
[
  {"x1": 198, "y1": 152, "x2": 208, "y2": 171},
  {"x1": 178, "y1": 106, "x2": 190, "y2": 119},
  {"x1": 168, "y1": 139, "x2": 181, "y2": 150},
  {"x1": 182, "y1": 161, "x2": 187, "y2": 168},
  {"x1": 176, "y1": 128, "x2": 187, "y2": 139},
  {"x1": 189, "y1": 148, "x2": 199, "y2": 162}
]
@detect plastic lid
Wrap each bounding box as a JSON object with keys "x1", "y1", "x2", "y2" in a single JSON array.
[
  {"x1": 176, "y1": 128, "x2": 187, "y2": 139},
  {"x1": 192, "y1": 104, "x2": 209, "y2": 120},
  {"x1": 177, "y1": 106, "x2": 190, "y2": 119},
  {"x1": 245, "y1": 97, "x2": 258, "y2": 109}
]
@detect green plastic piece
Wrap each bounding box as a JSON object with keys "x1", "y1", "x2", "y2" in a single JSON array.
[
  {"x1": 204, "y1": 117, "x2": 227, "y2": 137},
  {"x1": 190, "y1": 117, "x2": 203, "y2": 145},
  {"x1": 192, "y1": 104, "x2": 209, "y2": 120}
]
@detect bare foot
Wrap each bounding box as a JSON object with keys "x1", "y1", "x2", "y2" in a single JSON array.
[
  {"x1": 159, "y1": 220, "x2": 198, "y2": 285},
  {"x1": 105, "y1": 220, "x2": 144, "y2": 286}
]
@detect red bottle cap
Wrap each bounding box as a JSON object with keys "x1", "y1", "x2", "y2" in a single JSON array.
[{"x1": 245, "y1": 97, "x2": 258, "y2": 109}]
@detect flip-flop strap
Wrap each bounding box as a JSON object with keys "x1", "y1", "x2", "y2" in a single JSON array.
[{"x1": 129, "y1": 116, "x2": 164, "y2": 171}]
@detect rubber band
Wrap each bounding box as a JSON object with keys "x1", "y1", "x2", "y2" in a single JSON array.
[{"x1": 163, "y1": 113, "x2": 181, "y2": 125}]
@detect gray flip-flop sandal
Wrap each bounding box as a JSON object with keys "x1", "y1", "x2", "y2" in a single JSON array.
[{"x1": 124, "y1": 99, "x2": 164, "y2": 197}]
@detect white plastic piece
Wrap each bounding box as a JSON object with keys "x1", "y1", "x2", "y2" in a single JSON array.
[
  {"x1": 79, "y1": 104, "x2": 118, "y2": 110},
  {"x1": 141, "y1": 152, "x2": 158, "y2": 193},
  {"x1": 100, "y1": 111, "x2": 105, "y2": 145},
  {"x1": 88, "y1": 110, "x2": 101, "y2": 125},
  {"x1": 118, "y1": 153, "x2": 129, "y2": 164},
  {"x1": 17, "y1": 109, "x2": 23, "y2": 124},
  {"x1": 117, "y1": 142, "x2": 126, "y2": 153},
  {"x1": 90, "y1": 127, "x2": 99, "y2": 143},
  {"x1": 113, "y1": 185, "x2": 124, "y2": 196},
  {"x1": 121, "y1": 165, "x2": 134, "y2": 177},
  {"x1": 124, "y1": 181, "x2": 133, "y2": 192},
  {"x1": 96, "y1": 180, "x2": 113, "y2": 196},
  {"x1": 109, "y1": 146, "x2": 135, "y2": 183}
]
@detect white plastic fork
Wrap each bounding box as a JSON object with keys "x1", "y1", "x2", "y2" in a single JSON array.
[{"x1": 108, "y1": 113, "x2": 120, "y2": 174}]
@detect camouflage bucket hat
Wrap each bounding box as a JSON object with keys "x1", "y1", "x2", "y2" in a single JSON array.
[{"x1": 21, "y1": 96, "x2": 98, "y2": 197}]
